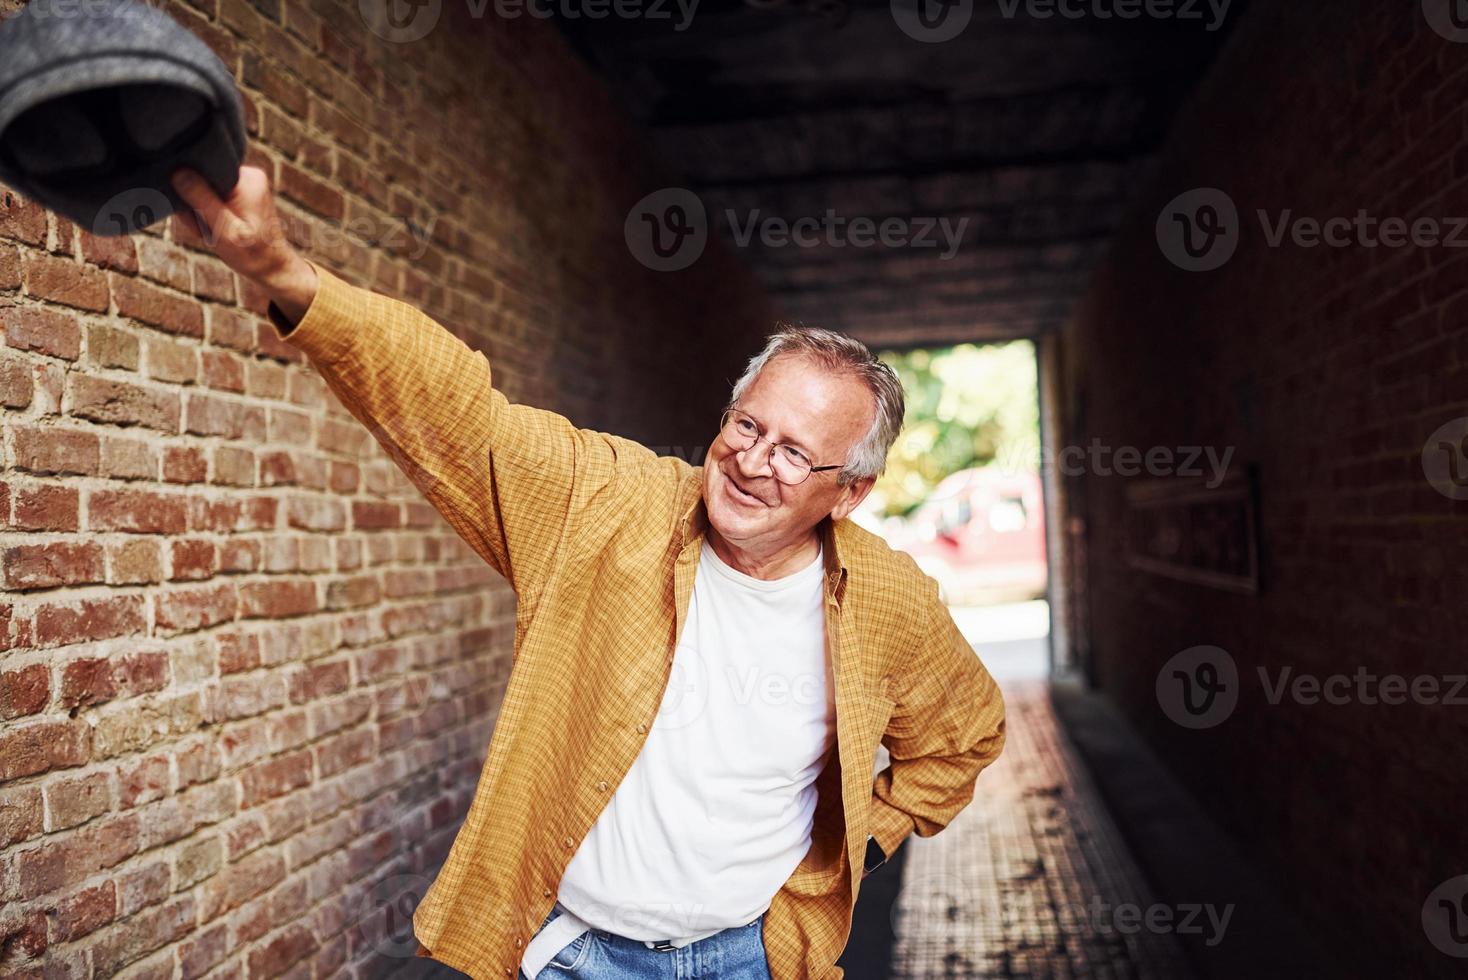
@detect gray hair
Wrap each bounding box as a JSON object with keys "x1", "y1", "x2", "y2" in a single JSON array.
[{"x1": 727, "y1": 324, "x2": 906, "y2": 485}]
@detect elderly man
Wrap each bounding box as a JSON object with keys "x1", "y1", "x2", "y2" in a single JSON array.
[{"x1": 172, "y1": 167, "x2": 1006, "y2": 980}]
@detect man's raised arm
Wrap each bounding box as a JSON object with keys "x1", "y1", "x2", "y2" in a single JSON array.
[{"x1": 171, "y1": 166, "x2": 648, "y2": 602}]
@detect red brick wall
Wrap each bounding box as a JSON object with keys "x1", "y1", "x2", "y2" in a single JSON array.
[
  {"x1": 1058, "y1": 2, "x2": 1468, "y2": 975},
  {"x1": 0, "y1": 0, "x2": 772, "y2": 974}
]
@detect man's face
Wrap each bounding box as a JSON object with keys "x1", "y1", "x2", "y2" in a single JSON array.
[{"x1": 702, "y1": 354, "x2": 876, "y2": 553}]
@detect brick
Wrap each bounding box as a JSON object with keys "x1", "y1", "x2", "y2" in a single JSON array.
[
  {"x1": 180, "y1": 921, "x2": 229, "y2": 979},
  {"x1": 2, "y1": 541, "x2": 105, "y2": 589},
  {"x1": 143, "y1": 334, "x2": 199, "y2": 384},
  {"x1": 0, "y1": 242, "x2": 18, "y2": 288},
  {"x1": 111, "y1": 274, "x2": 205, "y2": 336},
  {"x1": 53, "y1": 880, "x2": 116, "y2": 942},
  {"x1": 237, "y1": 751, "x2": 312, "y2": 809},
  {"x1": 193, "y1": 258, "x2": 237, "y2": 303},
  {"x1": 0, "y1": 910, "x2": 46, "y2": 962},
  {"x1": 170, "y1": 539, "x2": 217, "y2": 580},
  {"x1": 176, "y1": 739, "x2": 221, "y2": 788},
  {"x1": 352, "y1": 501, "x2": 401, "y2": 529},
  {"x1": 118, "y1": 753, "x2": 171, "y2": 808},
  {"x1": 279, "y1": 161, "x2": 345, "y2": 220},
  {"x1": 68, "y1": 375, "x2": 181, "y2": 431},
  {"x1": 248, "y1": 922, "x2": 313, "y2": 977},
  {"x1": 155, "y1": 583, "x2": 237, "y2": 634},
  {"x1": 136, "y1": 237, "x2": 191, "y2": 291},
  {"x1": 0, "y1": 720, "x2": 89, "y2": 781},
  {"x1": 34, "y1": 595, "x2": 146, "y2": 647},
  {"x1": 100, "y1": 436, "x2": 158, "y2": 480},
  {"x1": 45, "y1": 771, "x2": 111, "y2": 831},
  {"x1": 247, "y1": 358, "x2": 287, "y2": 399},
  {"x1": 207, "y1": 307, "x2": 257, "y2": 352},
  {"x1": 219, "y1": 538, "x2": 260, "y2": 573},
  {"x1": 90, "y1": 893, "x2": 193, "y2": 975},
  {"x1": 201, "y1": 350, "x2": 246, "y2": 392},
  {"x1": 0, "y1": 785, "x2": 44, "y2": 847},
  {"x1": 0, "y1": 189, "x2": 47, "y2": 244},
  {"x1": 21, "y1": 252, "x2": 108, "y2": 311},
  {"x1": 85, "y1": 322, "x2": 140, "y2": 369},
  {"x1": 240, "y1": 579, "x2": 318, "y2": 619},
  {"x1": 2, "y1": 306, "x2": 81, "y2": 359},
  {"x1": 108, "y1": 538, "x2": 162, "y2": 584},
  {"x1": 0, "y1": 356, "x2": 31, "y2": 407},
  {"x1": 114, "y1": 859, "x2": 171, "y2": 916},
  {"x1": 175, "y1": 835, "x2": 223, "y2": 889},
  {"x1": 185, "y1": 392, "x2": 267, "y2": 441},
  {"x1": 0, "y1": 663, "x2": 49, "y2": 719},
  {"x1": 13, "y1": 485, "x2": 78, "y2": 531},
  {"x1": 17, "y1": 813, "x2": 139, "y2": 901},
  {"x1": 113, "y1": 651, "x2": 170, "y2": 697},
  {"x1": 11, "y1": 426, "x2": 99, "y2": 475},
  {"x1": 78, "y1": 229, "x2": 139, "y2": 272},
  {"x1": 261, "y1": 451, "x2": 296, "y2": 486},
  {"x1": 213, "y1": 446, "x2": 257, "y2": 486},
  {"x1": 58, "y1": 657, "x2": 117, "y2": 709},
  {"x1": 88, "y1": 489, "x2": 189, "y2": 533},
  {"x1": 163, "y1": 446, "x2": 209, "y2": 484},
  {"x1": 218, "y1": 631, "x2": 261, "y2": 674},
  {"x1": 286, "y1": 496, "x2": 344, "y2": 531}
]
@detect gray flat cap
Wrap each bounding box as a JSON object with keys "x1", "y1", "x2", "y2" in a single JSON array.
[{"x1": 0, "y1": 0, "x2": 245, "y2": 234}]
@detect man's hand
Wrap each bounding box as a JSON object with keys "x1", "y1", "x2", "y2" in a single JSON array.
[{"x1": 170, "y1": 165, "x2": 318, "y2": 326}]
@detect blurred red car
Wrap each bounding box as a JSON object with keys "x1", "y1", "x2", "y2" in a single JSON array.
[{"x1": 898, "y1": 467, "x2": 1048, "y2": 605}]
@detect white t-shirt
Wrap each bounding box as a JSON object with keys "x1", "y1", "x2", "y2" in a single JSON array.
[{"x1": 556, "y1": 538, "x2": 835, "y2": 942}]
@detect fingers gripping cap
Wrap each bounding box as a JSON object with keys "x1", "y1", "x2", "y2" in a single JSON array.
[{"x1": 0, "y1": 0, "x2": 246, "y2": 235}]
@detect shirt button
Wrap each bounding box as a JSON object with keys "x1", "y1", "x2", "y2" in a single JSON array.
[
  {"x1": 596, "y1": 781, "x2": 608, "y2": 792},
  {"x1": 636, "y1": 723, "x2": 647, "y2": 734},
  {"x1": 515, "y1": 938, "x2": 523, "y2": 948},
  {"x1": 503, "y1": 970, "x2": 511, "y2": 976},
  {"x1": 543, "y1": 887, "x2": 552, "y2": 897},
  {"x1": 563, "y1": 836, "x2": 574, "y2": 848}
]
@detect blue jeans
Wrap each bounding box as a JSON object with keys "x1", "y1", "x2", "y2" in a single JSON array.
[{"x1": 519, "y1": 903, "x2": 773, "y2": 979}]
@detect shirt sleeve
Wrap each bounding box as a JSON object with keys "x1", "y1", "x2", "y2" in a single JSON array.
[
  {"x1": 867, "y1": 583, "x2": 1008, "y2": 859},
  {"x1": 270, "y1": 260, "x2": 654, "y2": 604}
]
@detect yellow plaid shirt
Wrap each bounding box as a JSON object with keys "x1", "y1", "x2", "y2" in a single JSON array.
[{"x1": 274, "y1": 262, "x2": 1008, "y2": 979}]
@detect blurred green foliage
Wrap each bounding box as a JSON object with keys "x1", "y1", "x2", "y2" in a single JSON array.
[{"x1": 871, "y1": 340, "x2": 1040, "y2": 517}]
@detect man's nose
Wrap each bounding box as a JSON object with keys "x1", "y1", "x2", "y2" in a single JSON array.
[{"x1": 735, "y1": 440, "x2": 776, "y2": 480}]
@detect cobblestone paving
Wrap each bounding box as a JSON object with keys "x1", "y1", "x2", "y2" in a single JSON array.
[{"x1": 888, "y1": 680, "x2": 1195, "y2": 980}]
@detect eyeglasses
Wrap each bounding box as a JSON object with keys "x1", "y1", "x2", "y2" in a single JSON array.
[{"x1": 719, "y1": 408, "x2": 844, "y2": 486}]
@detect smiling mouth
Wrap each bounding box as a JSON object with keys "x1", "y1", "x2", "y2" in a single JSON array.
[{"x1": 725, "y1": 474, "x2": 767, "y2": 507}]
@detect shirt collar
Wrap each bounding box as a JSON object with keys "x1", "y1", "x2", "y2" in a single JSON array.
[{"x1": 678, "y1": 467, "x2": 850, "y2": 604}]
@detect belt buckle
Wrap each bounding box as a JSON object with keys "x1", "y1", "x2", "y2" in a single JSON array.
[{"x1": 650, "y1": 940, "x2": 677, "y2": 951}]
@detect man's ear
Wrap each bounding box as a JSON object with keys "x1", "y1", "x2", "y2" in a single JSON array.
[{"x1": 829, "y1": 475, "x2": 876, "y2": 521}]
